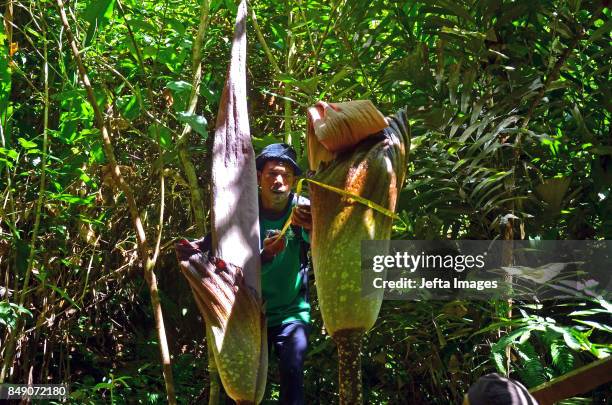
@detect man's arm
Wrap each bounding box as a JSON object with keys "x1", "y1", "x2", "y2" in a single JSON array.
[{"x1": 261, "y1": 232, "x2": 286, "y2": 263}]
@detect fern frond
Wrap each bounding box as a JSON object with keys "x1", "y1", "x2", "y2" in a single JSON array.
[
  {"x1": 551, "y1": 340, "x2": 575, "y2": 375},
  {"x1": 516, "y1": 342, "x2": 546, "y2": 388}
]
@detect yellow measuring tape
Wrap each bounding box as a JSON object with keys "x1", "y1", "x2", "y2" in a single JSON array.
[{"x1": 275, "y1": 177, "x2": 399, "y2": 240}]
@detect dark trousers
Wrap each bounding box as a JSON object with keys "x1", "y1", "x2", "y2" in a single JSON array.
[
  {"x1": 224, "y1": 321, "x2": 309, "y2": 405},
  {"x1": 268, "y1": 320, "x2": 309, "y2": 405}
]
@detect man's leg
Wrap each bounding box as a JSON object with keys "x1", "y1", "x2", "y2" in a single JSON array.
[{"x1": 272, "y1": 321, "x2": 309, "y2": 405}]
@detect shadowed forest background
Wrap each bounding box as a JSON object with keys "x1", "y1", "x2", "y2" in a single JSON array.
[{"x1": 0, "y1": 0, "x2": 611, "y2": 403}]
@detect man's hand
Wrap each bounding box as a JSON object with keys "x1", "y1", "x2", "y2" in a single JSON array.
[
  {"x1": 261, "y1": 231, "x2": 286, "y2": 263},
  {"x1": 291, "y1": 204, "x2": 312, "y2": 231}
]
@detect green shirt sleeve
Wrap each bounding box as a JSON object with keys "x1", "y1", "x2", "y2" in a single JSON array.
[{"x1": 301, "y1": 228, "x2": 310, "y2": 244}]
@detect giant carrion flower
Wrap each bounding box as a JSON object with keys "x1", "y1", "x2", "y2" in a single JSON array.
[
  {"x1": 176, "y1": 238, "x2": 267, "y2": 405},
  {"x1": 308, "y1": 104, "x2": 410, "y2": 404}
]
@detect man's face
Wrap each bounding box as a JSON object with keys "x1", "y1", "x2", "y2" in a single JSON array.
[{"x1": 258, "y1": 160, "x2": 296, "y2": 208}]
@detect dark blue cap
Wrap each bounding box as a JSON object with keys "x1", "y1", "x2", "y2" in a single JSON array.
[
  {"x1": 468, "y1": 373, "x2": 538, "y2": 405},
  {"x1": 255, "y1": 143, "x2": 302, "y2": 175}
]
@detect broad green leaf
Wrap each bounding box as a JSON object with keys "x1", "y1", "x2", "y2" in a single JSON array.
[
  {"x1": 562, "y1": 331, "x2": 582, "y2": 351},
  {"x1": 117, "y1": 95, "x2": 140, "y2": 120},
  {"x1": 176, "y1": 112, "x2": 207, "y2": 138},
  {"x1": 569, "y1": 309, "x2": 610, "y2": 316},
  {"x1": 492, "y1": 351, "x2": 505, "y2": 373},
  {"x1": 18, "y1": 138, "x2": 37, "y2": 149},
  {"x1": 90, "y1": 142, "x2": 106, "y2": 163},
  {"x1": 166, "y1": 81, "x2": 192, "y2": 112},
  {"x1": 252, "y1": 134, "x2": 282, "y2": 151},
  {"x1": 127, "y1": 18, "x2": 157, "y2": 33},
  {"x1": 93, "y1": 382, "x2": 114, "y2": 391},
  {"x1": 320, "y1": 67, "x2": 352, "y2": 97},
  {"x1": 0, "y1": 147, "x2": 18, "y2": 160},
  {"x1": 223, "y1": 0, "x2": 238, "y2": 14},
  {"x1": 158, "y1": 47, "x2": 185, "y2": 73},
  {"x1": 83, "y1": 0, "x2": 116, "y2": 44},
  {"x1": 166, "y1": 81, "x2": 193, "y2": 93},
  {"x1": 50, "y1": 193, "x2": 96, "y2": 205},
  {"x1": 588, "y1": 18, "x2": 612, "y2": 43},
  {"x1": 0, "y1": 302, "x2": 33, "y2": 330},
  {"x1": 142, "y1": 45, "x2": 157, "y2": 60},
  {"x1": 167, "y1": 18, "x2": 186, "y2": 36},
  {"x1": 52, "y1": 89, "x2": 87, "y2": 102},
  {"x1": 82, "y1": 0, "x2": 116, "y2": 25},
  {"x1": 148, "y1": 124, "x2": 173, "y2": 150},
  {"x1": 573, "y1": 320, "x2": 612, "y2": 334}
]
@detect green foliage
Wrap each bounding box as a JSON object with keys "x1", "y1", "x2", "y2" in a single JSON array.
[
  {"x1": 176, "y1": 112, "x2": 208, "y2": 138},
  {"x1": 0, "y1": 12, "x2": 11, "y2": 126},
  {"x1": 0, "y1": 302, "x2": 32, "y2": 331},
  {"x1": 83, "y1": 0, "x2": 117, "y2": 45},
  {"x1": 1, "y1": 0, "x2": 610, "y2": 403},
  {"x1": 488, "y1": 298, "x2": 611, "y2": 388}
]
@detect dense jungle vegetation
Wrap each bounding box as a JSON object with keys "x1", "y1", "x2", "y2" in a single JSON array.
[{"x1": 0, "y1": 0, "x2": 611, "y2": 403}]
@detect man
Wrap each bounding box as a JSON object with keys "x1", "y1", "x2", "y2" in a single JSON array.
[{"x1": 256, "y1": 143, "x2": 312, "y2": 405}]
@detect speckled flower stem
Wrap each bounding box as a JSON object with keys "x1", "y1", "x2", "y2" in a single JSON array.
[{"x1": 334, "y1": 328, "x2": 364, "y2": 405}]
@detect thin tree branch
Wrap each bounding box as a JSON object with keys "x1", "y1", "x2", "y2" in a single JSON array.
[
  {"x1": 250, "y1": 6, "x2": 282, "y2": 74},
  {"x1": 176, "y1": 0, "x2": 212, "y2": 237}
]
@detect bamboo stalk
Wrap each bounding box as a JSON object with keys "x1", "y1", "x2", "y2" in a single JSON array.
[
  {"x1": 251, "y1": 4, "x2": 299, "y2": 155},
  {"x1": 118, "y1": 5, "x2": 165, "y2": 268},
  {"x1": 250, "y1": 8, "x2": 281, "y2": 75},
  {"x1": 250, "y1": 4, "x2": 292, "y2": 155},
  {"x1": 206, "y1": 332, "x2": 221, "y2": 405},
  {"x1": 55, "y1": 2, "x2": 177, "y2": 403},
  {"x1": 284, "y1": 5, "x2": 294, "y2": 149},
  {"x1": 176, "y1": 0, "x2": 212, "y2": 237},
  {"x1": 115, "y1": 0, "x2": 167, "y2": 260},
  {"x1": 296, "y1": 0, "x2": 315, "y2": 55}
]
